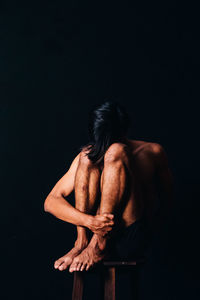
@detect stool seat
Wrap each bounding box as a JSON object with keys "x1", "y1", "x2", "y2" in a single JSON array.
[
  {"x1": 103, "y1": 258, "x2": 145, "y2": 266},
  {"x1": 72, "y1": 258, "x2": 145, "y2": 300}
]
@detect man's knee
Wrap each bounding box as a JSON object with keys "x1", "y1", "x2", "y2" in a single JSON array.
[
  {"x1": 104, "y1": 143, "x2": 128, "y2": 164},
  {"x1": 79, "y1": 150, "x2": 93, "y2": 168}
]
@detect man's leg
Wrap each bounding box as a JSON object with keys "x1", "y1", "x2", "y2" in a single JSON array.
[
  {"x1": 54, "y1": 151, "x2": 101, "y2": 271},
  {"x1": 69, "y1": 144, "x2": 130, "y2": 272},
  {"x1": 75, "y1": 151, "x2": 101, "y2": 243}
]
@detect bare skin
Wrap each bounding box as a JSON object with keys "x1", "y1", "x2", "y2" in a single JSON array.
[
  {"x1": 54, "y1": 152, "x2": 108, "y2": 271},
  {"x1": 69, "y1": 139, "x2": 173, "y2": 272},
  {"x1": 44, "y1": 154, "x2": 113, "y2": 234},
  {"x1": 44, "y1": 152, "x2": 114, "y2": 271},
  {"x1": 68, "y1": 142, "x2": 131, "y2": 272},
  {"x1": 45, "y1": 139, "x2": 173, "y2": 272}
]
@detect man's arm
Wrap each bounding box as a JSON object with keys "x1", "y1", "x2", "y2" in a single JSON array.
[
  {"x1": 153, "y1": 144, "x2": 174, "y2": 225},
  {"x1": 44, "y1": 153, "x2": 114, "y2": 235}
]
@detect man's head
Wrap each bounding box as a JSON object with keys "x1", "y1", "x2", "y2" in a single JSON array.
[{"x1": 85, "y1": 100, "x2": 130, "y2": 164}]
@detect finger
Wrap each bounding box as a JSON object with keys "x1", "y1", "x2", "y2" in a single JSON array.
[
  {"x1": 101, "y1": 229, "x2": 111, "y2": 236},
  {"x1": 102, "y1": 218, "x2": 114, "y2": 225},
  {"x1": 103, "y1": 217, "x2": 114, "y2": 223},
  {"x1": 107, "y1": 226, "x2": 113, "y2": 231},
  {"x1": 103, "y1": 213, "x2": 114, "y2": 219},
  {"x1": 107, "y1": 221, "x2": 114, "y2": 226},
  {"x1": 104, "y1": 227, "x2": 112, "y2": 233},
  {"x1": 101, "y1": 215, "x2": 109, "y2": 222}
]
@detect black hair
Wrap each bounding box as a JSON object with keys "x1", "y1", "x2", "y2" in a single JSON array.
[{"x1": 82, "y1": 100, "x2": 130, "y2": 165}]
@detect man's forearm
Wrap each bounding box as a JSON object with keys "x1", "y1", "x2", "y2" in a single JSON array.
[
  {"x1": 44, "y1": 195, "x2": 114, "y2": 236},
  {"x1": 44, "y1": 194, "x2": 92, "y2": 228}
]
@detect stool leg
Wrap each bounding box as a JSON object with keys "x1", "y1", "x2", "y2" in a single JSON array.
[
  {"x1": 104, "y1": 267, "x2": 115, "y2": 300},
  {"x1": 72, "y1": 271, "x2": 84, "y2": 300}
]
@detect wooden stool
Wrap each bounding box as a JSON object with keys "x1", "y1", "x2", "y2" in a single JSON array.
[{"x1": 72, "y1": 259, "x2": 144, "y2": 300}]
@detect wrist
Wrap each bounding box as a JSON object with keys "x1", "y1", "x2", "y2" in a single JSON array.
[
  {"x1": 78, "y1": 212, "x2": 93, "y2": 229},
  {"x1": 84, "y1": 214, "x2": 93, "y2": 230}
]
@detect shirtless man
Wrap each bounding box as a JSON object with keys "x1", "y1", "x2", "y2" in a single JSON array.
[{"x1": 44, "y1": 100, "x2": 173, "y2": 273}]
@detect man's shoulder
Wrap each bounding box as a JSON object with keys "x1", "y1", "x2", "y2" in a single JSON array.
[
  {"x1": 130, "y1": 139, "x2": 164, "y2": 157},
  {"x1": 147, "y1": 142, "x2": 164, "y2": 155},
  {"x1": 142, "y1": 142, "x2": 166, "y2": 166}
]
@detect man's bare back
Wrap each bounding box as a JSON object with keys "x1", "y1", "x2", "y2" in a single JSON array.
[{"x1": 116, "y1": 139, "x2": 171, "y2": 228}]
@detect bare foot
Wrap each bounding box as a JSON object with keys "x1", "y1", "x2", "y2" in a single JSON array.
[
  {"x1": 54, "y1": 240, "x2": 88, "y2": 271},
  {"x1": 69, "y1": 235, "x2": 107, "y2": 272}
]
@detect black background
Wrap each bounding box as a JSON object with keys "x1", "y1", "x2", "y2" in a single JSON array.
[{"x1": 1, "y1": 1, "x2": 200, "y2": 299}]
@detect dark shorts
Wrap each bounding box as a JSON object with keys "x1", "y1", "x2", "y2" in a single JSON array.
[{"x1": 107, "y1": 217, "x2": 152, "y2": 260}]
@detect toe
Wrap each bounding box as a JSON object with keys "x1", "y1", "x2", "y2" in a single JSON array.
[
  {"x1": 80, "y1": 263, "x2": 86, "y2": 271},
  {"x1": 76, "y1": 262, "x2": 82, "y2": 271},
  {"x1": 70, "y1": 257, "x2": 81, "y2": 272},
  {"x1": 54, "y1": 258, "x2": 64, "y2": 269},
  {"x1": 69, "y1": 262, "x2": 77, "y2": 273},
  {"x1": 58, "y1": 264, "x2": 65, "y2": 271},
  {"x1": 69, "y1": 266, "x2": 73, "y2": 273},
  {"x1": 60, "y1": 260, "x2": 71, "y2": 271},
  {"x1": 86, "y1": 264, "x2": 91, "y2": 271}
]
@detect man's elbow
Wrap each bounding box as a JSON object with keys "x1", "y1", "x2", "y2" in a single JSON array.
[
  {"x1": 44, "y1": 194, "x2": 54, "y2": 213},
  {"x1": 44, "y1": 197, "x2": 50, "y2": 212}
]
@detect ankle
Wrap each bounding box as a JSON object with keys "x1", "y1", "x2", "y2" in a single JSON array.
[
  {"x1": 75, "y1": 236, "x2": 88, "y2": 250},
  {"x1": 77, "y1": 226, "x2": 88, "y2": 240},
  {"x1": 90, "y1": 234, "x2": 106, "y2": 251}
]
